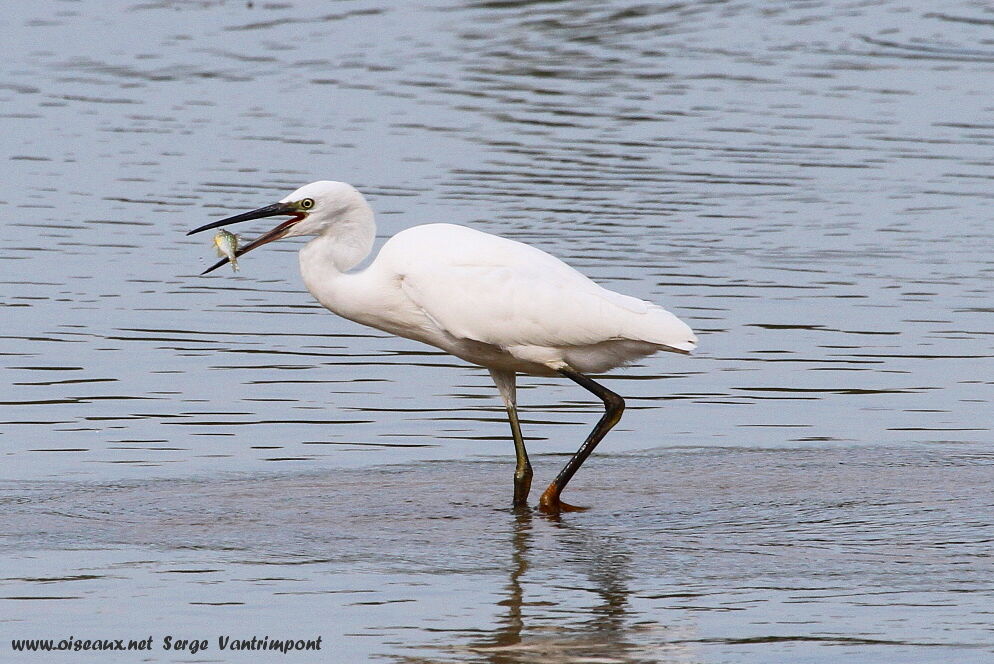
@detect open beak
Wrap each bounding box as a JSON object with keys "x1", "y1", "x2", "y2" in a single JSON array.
[{"x1": 187, "y1": 202, "x2": 306, "y2": 275}]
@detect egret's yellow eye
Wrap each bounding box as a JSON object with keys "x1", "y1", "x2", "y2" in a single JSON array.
[{"x1": 300, "y1": 198, "x2": 315, "y2": 210}]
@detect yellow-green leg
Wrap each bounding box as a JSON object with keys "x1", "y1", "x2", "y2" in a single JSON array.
[{"x1": 490, "y1": 368, "x2": 533, "y2": 508}]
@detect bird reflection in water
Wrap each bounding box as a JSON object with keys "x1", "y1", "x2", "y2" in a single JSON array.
[{"x1": 465, "y1": 509, "x2": 642, "y2": 663}]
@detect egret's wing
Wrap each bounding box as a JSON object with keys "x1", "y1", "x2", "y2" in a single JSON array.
[{"x1": 389, "y1": 225, "x2": 696, "y2": 352}]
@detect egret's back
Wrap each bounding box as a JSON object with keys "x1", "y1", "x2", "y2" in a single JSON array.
[{"x1": 377, "y1": 224, "x2": 696, "y2": 373}]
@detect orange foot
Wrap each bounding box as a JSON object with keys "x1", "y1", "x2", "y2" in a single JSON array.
[{"x1": 538, "y1": 486, "x2": 589, "y2": 514}]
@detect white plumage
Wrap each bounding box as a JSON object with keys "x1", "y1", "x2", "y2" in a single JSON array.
[
  {"x1": 376, "y1": 223, "x2": 694, "y2": 372},
  {"x1": 190, "y1": 180, "x2": 698, "y2": 512}
]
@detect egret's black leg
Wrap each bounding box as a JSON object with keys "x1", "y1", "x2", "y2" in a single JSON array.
[
  {"x1": 489, "y1": 368, "x2": 532, "y2": 508},
  {"x1": 539, "y1": 367, "x2": 625, "y2": 513}
]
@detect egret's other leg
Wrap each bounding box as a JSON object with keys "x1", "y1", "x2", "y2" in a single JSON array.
[
  {"x1": 490, "y1": 368, "x2": 532, "y2": 507},
  {"x1": 539, "y1": 367, "x2": 625, "y2": 513}
]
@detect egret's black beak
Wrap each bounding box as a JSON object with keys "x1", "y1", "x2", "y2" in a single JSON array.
[{"x1": 187, "y1": 202, "x2": 305, "y2": 275}]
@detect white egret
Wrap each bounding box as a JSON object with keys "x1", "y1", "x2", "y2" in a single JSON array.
[{"x1": 187, "y1": 181, "x2": 697, "y2": 513}]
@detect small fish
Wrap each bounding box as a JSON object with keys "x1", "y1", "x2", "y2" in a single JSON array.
[{"x1": 212, "y1": 229, "x2": 240, "y2": 272}]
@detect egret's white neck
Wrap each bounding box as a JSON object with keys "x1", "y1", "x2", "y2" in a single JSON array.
[{"x1": 310, "y1": 205, "x2": 376, "y2": 273}]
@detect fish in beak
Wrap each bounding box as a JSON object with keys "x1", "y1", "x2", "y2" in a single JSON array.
[{"x1": 187, "y1": 202, "x2": 307, "y2": 275}]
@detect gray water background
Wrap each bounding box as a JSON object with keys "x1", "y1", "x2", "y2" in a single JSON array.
[{"x1": 2, "y1": 1, "x2": 993, "y2": 662}]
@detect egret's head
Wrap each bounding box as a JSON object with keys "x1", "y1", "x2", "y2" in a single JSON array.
[
  {"x1": 278, "y1": 181, "x2": 368, "y2": 238},
  {"x1": 187, "y1": 180, "x2": 369, "y2": 274}
]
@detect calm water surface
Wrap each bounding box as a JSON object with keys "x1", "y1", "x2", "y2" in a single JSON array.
[{"x1": 2, "y1": 0, "x2": 993, "y2": 662}]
